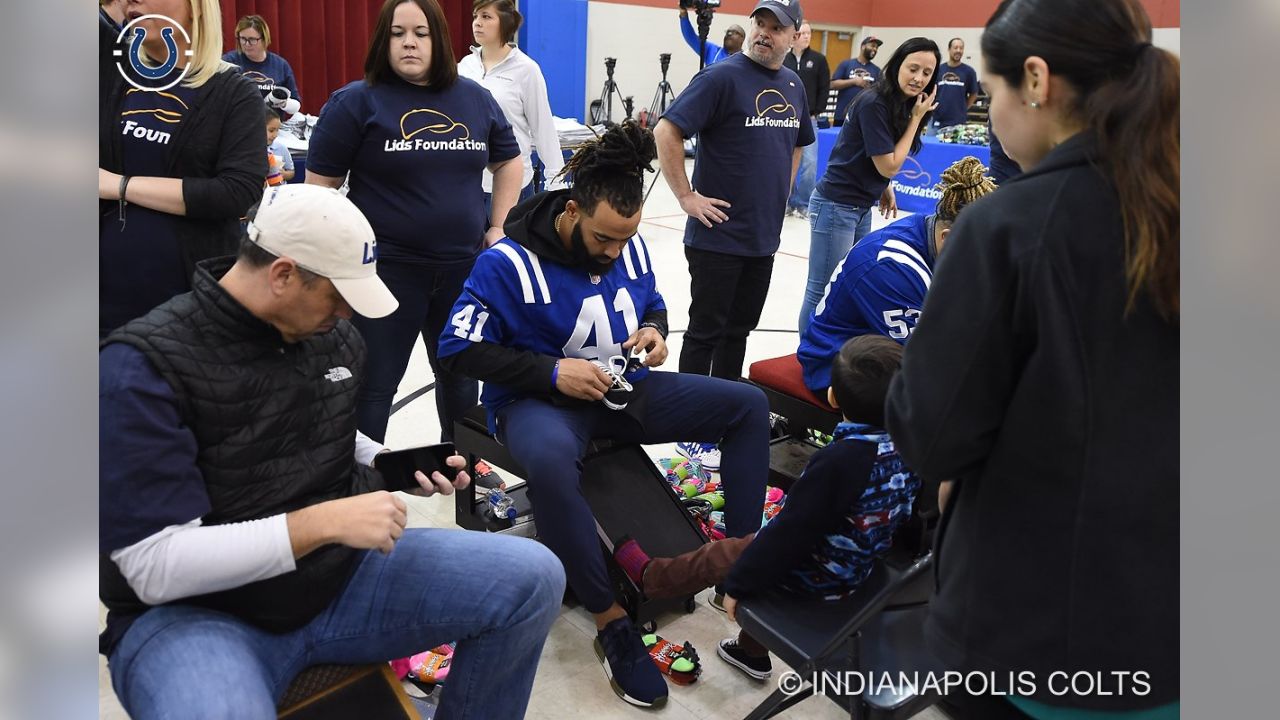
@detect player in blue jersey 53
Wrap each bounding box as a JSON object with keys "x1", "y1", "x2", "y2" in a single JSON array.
[
  {"x1": 439, "y1": 121, "x2": 770, "y2": 709},
  {"x1": 798, "y1": 157, "x2": 996, "y2": 395}
]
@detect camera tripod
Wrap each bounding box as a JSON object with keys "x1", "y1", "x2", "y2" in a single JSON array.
[
  {"x1": 591, "y1": 57, "x2": 633, "y2": 125},
  {"x1": 645, "y1": 53, "x2": 676, "y2": 127}
]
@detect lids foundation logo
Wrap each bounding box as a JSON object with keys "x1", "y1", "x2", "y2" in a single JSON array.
[
  {"x1": 383, "y1": 109, "x2": 488, "y2": 152},
  {"x1": 745, "y1": 89, "x2": 801, "y2": 129},
  {"x1": 401, "y1": 109, "x2": 471, "y2": 141},
  {"x1": 113, "y1": 14, "x2": 194, "y2": 92}
]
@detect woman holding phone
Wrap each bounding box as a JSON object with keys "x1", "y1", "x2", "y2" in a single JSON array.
[{"x1": 797, "y1": 37, "x2": 941, "y2": 333}]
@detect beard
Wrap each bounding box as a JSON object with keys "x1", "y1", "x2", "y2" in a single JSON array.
[{"x1": 570, "y1": 224, "x2": 618, "y2": 276}]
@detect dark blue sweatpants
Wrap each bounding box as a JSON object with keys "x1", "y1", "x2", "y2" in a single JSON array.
[{"x1": 497, "y1": 370, "x2": 770, "y2": 614}]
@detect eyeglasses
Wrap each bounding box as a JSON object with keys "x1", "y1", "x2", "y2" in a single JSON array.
[{"x1": 237, "y1": 36, "x2": 263, "y2": 45}]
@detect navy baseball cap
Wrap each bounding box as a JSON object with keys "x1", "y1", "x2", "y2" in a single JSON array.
[{"x1": 751, "y1": 0, "x2": 803, "y2": 30}]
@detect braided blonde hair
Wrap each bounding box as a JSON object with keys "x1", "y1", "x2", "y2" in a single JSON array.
[{"x1": 934, "y1": 156, "x2": 997, "y2": 223}]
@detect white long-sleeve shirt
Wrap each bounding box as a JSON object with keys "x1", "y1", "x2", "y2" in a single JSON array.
[
  {"x1": 110, "y1": 431, "x2": 387, "y2": 605},
  {"x1": 458, "y1": 45, "x2": 566, "y2": 192}
]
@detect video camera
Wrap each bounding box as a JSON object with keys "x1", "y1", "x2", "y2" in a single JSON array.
[{"x1": 678, "y1": 0, "x2": 721, "y2": 11}]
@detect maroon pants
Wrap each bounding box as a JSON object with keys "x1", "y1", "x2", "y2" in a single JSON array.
[{"x1": 643, "y1": 534, "x2": 768, "y2": 656}]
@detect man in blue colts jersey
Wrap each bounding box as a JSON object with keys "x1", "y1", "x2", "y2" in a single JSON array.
[
  {"x1": 798, "y1": 157, "x2": 997, "y2": 394},
  {"x1": 439, "y1": 121, "x2": 770, "y2": 710}
]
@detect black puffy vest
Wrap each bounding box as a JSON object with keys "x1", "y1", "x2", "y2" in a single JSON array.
[{"x1": 100, "y1": 258, "x2": 383, "y2": 635}]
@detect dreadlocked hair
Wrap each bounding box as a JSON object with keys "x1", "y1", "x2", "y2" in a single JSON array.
[
  {"x1": 556, "y1": 119, "x2": 657, "y2": 217},
  {"x1": 934, "y1": 156, "x2": 997, "y2": 224}
]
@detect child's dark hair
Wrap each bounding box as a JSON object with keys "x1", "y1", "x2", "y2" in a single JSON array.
[
  {"x1": 264, "y1": 104, "x2": 284, "y2": 124},
  {"x1": 830, "y1": 335, "x2": 904, "y2": 427},
  {"x1": 556, "y1": 119, "x2": 657, "y2": 217}
]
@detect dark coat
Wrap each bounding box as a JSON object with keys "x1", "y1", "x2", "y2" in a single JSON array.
[{"x1": 886, "y1": 134, "x2": 1179, "y2": 709}]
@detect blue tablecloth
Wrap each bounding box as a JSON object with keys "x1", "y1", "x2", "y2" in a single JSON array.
[{"x1": 813, "y1": 128, "x2": 991, "y2": 215}]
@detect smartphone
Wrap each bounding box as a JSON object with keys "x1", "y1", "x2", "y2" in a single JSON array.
[{"x1": 375, "y1": 443, "x2": 458, "y2": 492}]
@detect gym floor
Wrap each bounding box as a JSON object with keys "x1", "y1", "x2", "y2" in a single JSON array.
[{"x1": 98, "y1": 159, "x2": 949, "y2": 719}]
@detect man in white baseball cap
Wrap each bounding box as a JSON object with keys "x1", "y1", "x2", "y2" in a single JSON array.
[
  {"x1": 98, "y1": 183, "x2": 565, "y2": 720},
  {"x1": 239, "y1": 184, "x2": 399, "y2": 330}
]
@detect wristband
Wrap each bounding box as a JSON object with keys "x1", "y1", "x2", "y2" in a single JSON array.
[
  {"x1": 118, "y1": 175, "x2": 132, "y2": 229},
  {"x1": 639, "y1": 321, "x2": 667, "y2": 339},
  {"x1": 551, "y1": 359, "x2": 560, "y2": 390}
]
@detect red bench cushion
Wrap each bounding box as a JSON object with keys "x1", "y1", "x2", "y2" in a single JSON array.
[{"x1": 748, "y1": 354, "x2": 836, "y2": 412}]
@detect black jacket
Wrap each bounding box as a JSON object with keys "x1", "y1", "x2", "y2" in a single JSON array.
[
  {"x1": 886, "y1": 134, "x2": 1178, "y2": 709},
  {"x1": 439, "y1": 190, "x2": 667, "y2": 393},
  {"x1": 99, "y1": 22, "x2": 266, "y2": 280},
  {"x1": 100, "y1": 259, "x2": 382, "y2": 653},
  {"x1": 784, "y1": 48, "x2": 831, "y2": 116}
]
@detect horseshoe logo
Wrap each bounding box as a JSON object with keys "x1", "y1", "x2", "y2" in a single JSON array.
[
  {"x1": 128, "y1": 26, "x2": 179, "y2": 79},
  {"x1": 112, "y1": 14, "x2": 193, "y2": 92}
]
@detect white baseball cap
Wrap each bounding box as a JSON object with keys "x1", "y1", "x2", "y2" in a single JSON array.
[{"x1": 246, "y1": 185, "x2": 398, "y2": 318}]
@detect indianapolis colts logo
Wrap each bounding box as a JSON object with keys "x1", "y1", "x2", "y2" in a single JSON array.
[{"x1": 112, "y1": 15, "x2": 194, "y2": 92}]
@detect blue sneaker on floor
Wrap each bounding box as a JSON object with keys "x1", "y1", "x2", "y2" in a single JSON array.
[
  {"x1": 593, "y1": 617, "x2": 668, "y2": 708},
  {"x1": 675, "y1": 441, "x2": 721, "y2": 472}
]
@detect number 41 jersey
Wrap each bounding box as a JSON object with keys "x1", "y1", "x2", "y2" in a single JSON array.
[{"x1": 438, "y1": 235, "x2": 666, "y2": 418}]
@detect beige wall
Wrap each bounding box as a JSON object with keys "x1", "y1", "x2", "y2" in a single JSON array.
[
  {"x1": 580, "y1": 3, "x2": 1180, "y2": 120},
  {"x1": 583, "y1": 3, "x2": 752, "y2": 121}
]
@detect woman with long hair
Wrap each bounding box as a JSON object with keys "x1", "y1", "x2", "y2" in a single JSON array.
[
  {"x1": 222, "y1": 14, "x2": 301, "y2": 106},
  {"x1": 797, "y1": 37, "x2": 940, "y2": 333},
  {"x1": 306, "y1": 0, "x2": 522, "y2": 445},
  {"x1": 886, "y1": 0, "x2": 1179, "y2": 717},
  {"x1": 98, "y1": 0, "x2": 266, "y2": 336},
  {"x1": 458, "y1": 0, "x2": 565, "y2": 207}
]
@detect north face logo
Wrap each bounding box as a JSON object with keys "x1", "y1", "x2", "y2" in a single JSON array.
[{"x1": 324, "y1": 367, "x2": 353, "y2": 382}]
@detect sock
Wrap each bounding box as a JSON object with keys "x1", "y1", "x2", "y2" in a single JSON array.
[{"x1": 613, "y1": 536, "x2": 651, "y2": 590}]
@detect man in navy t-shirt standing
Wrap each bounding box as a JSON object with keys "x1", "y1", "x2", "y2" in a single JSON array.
[
  {"x1": 655, "y1": 0, "x2": 812, "y2": 467},
  {"x1": 830, "y1": 35, "x2": 882, "y2": 127},
  {"x1": 929, "y1": 37, "x2": 979, "y2": 131}
]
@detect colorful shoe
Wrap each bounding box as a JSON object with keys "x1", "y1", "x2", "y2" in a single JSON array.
[
  {"x1": 590, "y1": 355, "x2": 635, "y2": 411},
  {"x1": 594, "y1": 617, "x2": 669, "y2": 708},
  {"x1": 407, "y1": 645, "x2": 454, "y2": 684},
  {"x1": 472, "y1": 459, "x2": 506, "y2": 490},
  {"x1": 675, "y1": 442, "x2": 721, "y2": 472},
  {"x1": 642, "y1": 634, "x2": 702, "y2": 686},
  {"x1": 717, "y1": 637, "x2": 772, "y2": 680}
]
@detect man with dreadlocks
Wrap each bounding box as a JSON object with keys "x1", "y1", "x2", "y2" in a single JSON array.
[
  {"x1": 438, "y1": 120, "x2": 770, "y2": 709},
  {"x1": 798, "y1": 156, "x2": 997, "y2": 395}
]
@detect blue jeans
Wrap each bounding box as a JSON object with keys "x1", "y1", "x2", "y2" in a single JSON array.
[
  {"x1": 107, "y1": 529, "x2": 565, "y2": 720},
  {"x1": 496, "y1": 371, "x2": 769, "y2": 613},
  {"x1": 798, "y1": 189, "x2": 873, "y2": 333},
  {"x1": 355, "y1": 259, "x2": 478, "y2": 443},
  {"x1": 787, "y1": 116, "x2": 819, "y2": 211}
]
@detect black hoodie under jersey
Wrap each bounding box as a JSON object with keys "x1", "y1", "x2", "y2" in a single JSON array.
[{"x1": 439, "y1": 190, "x2": 668, "y2": 393}]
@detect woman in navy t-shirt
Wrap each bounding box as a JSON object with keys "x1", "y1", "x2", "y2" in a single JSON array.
[
  {"x1": 306, "y1": 0, "x2": 522, "y2": 443},
  {"x1": 798, "y1": 37, "x2": 941, "y2": 334},
  {"x1": 222, "y1": 15, "x2": 301, "y2": 106}
]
